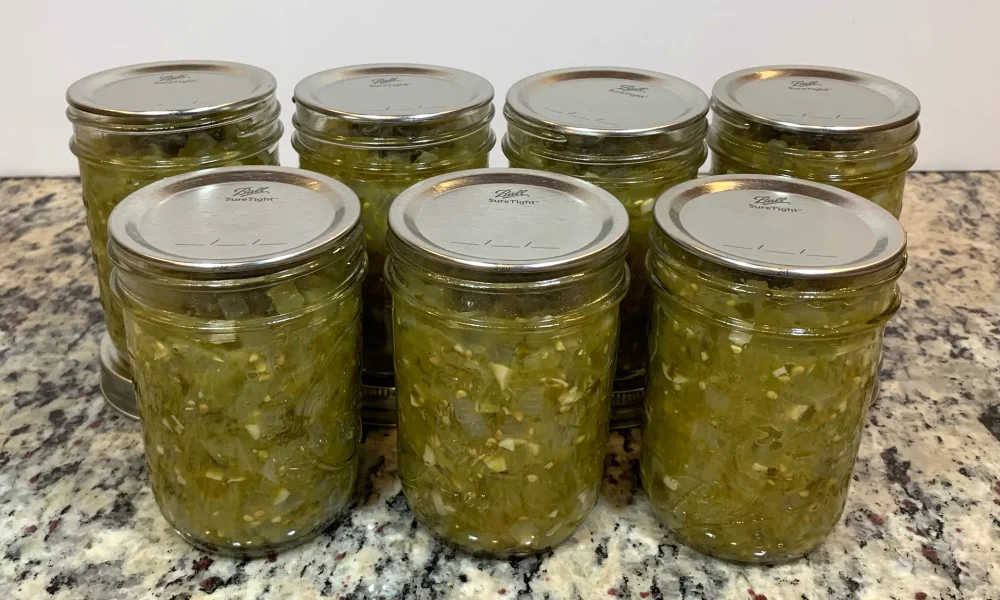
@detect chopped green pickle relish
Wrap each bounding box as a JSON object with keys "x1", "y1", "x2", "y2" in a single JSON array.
[
  {"x1": 109, "y1": 167, "x2": 366, "y2": 556},
  {"x1": 641, "y1": 175, "x2": 906, "y2": 563},
  {"x1": 386, "y1": 168, "x2": 629, "y2": 555}
]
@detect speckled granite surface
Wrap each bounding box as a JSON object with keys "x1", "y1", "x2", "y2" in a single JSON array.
[{"x1": 0, "y1": 173, "x2": 998, "y2": 600}]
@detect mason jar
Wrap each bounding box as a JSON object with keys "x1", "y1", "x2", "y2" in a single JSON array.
[
  {"x1": 641, "y1": 175, "x2": 906, "y2": 563},
  {"x1": 108, "y1": 167, "x2": 366, "y2": 556},
  {"x1": 67, "y1": 61, "x2": 283, "y2": 418},
  {"x1": 292, "y1": 64, "x2": 496, "y2": 425},
  {"x1": 386, "y1": 169, "x2": 629, "y2": 555},
  {"x1": 709, "y1": 65, "x2": 919, "y2": 218},
  {"x1": 502, "y1": 67, "x2": 708, "y2": 429}
]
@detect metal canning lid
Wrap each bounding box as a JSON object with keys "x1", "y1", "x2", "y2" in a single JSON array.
[
  {"x1": 505, "y1": 67, "x2": 709, "y2": 136},
  {"x1": 67, "y1": 61, "x2": 277, "y2": 121},
  {"x1": 108, "y1": 166, "x2": 361, "y2": 276},
  {"x1": 653, "y1": 175, "x2": 906, "y2": 278},
  {"x1": 712, "y1": 65, "x2": 920, "y2": 133},
  {"x1": 388, "y1": 168, "x2": 629, "y2": 276},
  {"x1": 293, "y1": 64, "x2": 493, "y2": 123}
]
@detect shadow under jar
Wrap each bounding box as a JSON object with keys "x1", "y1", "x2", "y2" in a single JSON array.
[
  {"x1": 108, "y1": 167, "x2": 366, "y2": 557},
  {"x1": 386, "y1": 169, "x2": 629, "y2": 556},
  {"x1": 709, "y1": 65, "x2": 920, "y2": 219},
  {"x1": 67, "y1": 61, "x2": 283, "y2": 418},
  {"x1": 641, "y1": 175, "x2": 906, "y2": 563},
  {"x1": 292, "y1": 64, "x2": 496, "y2": 426},
  {"x1": 502, "y1": 68, "x2": 709, "y2": 429}
]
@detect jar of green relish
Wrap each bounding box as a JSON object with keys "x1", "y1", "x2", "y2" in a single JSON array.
[
  {"x1": 709, "y1": 65, "x2": 920, "y2": 218},
  {"x1": 386, "y1": 169, "x2": 629, "y2": 556},
  {"x1": 67, "y1": 61, "x2": 283, "y2": 418},
  {"x1": 502, "y1": 67, "x2": 708, "y2": 429},
  {"x1": 641, "y1": 175, "x2": 906, "y2": 563},
  {"x1": 109, "y1": 166, "x2": 366, "y2": 556},
  {"x1": 292, "y1": 64, "x2": 496, "y2": 426}
]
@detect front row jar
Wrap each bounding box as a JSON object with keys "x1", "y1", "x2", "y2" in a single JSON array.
[
  {"x1": 641, "y1": 175, "x2": 906, "y2": 563},
  {"x1": 108, "y1": 167, "x2": 366, "y2": 556},
  {"x1": 386, "y1": 169, "x2": 629, "y2": 555},
  {"x1": 292, "y1": 64, "x2": 496, "y2": 424}
]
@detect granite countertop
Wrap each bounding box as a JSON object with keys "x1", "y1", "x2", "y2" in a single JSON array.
[{"x1": 1, "y1": 173, "x2": 998, "y2": 600}]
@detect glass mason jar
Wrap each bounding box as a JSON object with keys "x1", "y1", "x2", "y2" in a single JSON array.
[
  {"x1": 108, "y1": 167, "x2": 366, "y2": 556},
  {"x1": 386, "y1": 169, "x2": 629, "y2": 556},
  {"x1": 641, "y1": 175, "x2": 906, "y2": 563},
  {"x1": 709, "y1": 65, "x2": 920, "y2": 218},
  {"x1": 502, "y1": 68, "x2": 708, "y2": 429},
  {"x1": 292, "y1": 64, "x2": 496, "y2": 426},
  {"x1": 67, "y1": 61, "x2": 283, "y2": 418}
]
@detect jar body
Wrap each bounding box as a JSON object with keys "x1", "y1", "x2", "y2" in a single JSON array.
[
  {"x1": 114, "y1": 250, "x2": 365, "y2": 556},
  {"x1": 294, "y1": 124, "x2": 494, "y2": 420},
  {"x1": 640, "y1": 238, "x2": 902, "y2": 563},
  {"x1": 708, "y1": 117, "x2": 917, "y2": 218},
  {"x1": 387, "y1": 258, "x2": 626, "y2": 556},
  {"x1": 71, "y1": 105, "x2": 283, "y2": 371},
  {"x1": 503, "y1": 129, "x2": 705, "y2": 428}
]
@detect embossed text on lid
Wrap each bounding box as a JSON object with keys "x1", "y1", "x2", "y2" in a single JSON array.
[
  {"x1": 505, "y1": 67, "x2": 709, "y2": 136},
  {"x1": 293, "y1": 64, "x2": 494, "y2": 122},
  {"x1": 712, "y1": 65, "x2": 920, "y2": 133},
  {"x1": 389, "y1": 168, "x2": 629, "y2": 274},
  {"x1": 653, "y1": 174, "x2": 905, "y2": 278},
  {"x1": 67, "y1": 61, "x2": 276, "y2": 119},
  {"x1": 108, "y1": 166, "x2": 361, "y2": 275}
]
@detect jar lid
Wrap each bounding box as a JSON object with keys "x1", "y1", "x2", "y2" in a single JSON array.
[
  {"x1": 388, "y1": 168, "x2": 629, "y2": 276},
  {"x1": 711, "y1": 65, "x2": 920, "y2": 133},
  {"x1": 67, "y1": 61, "x2": 276, "y2": 122},
  {"x1": 653, "y1": 174, "x2": 906, "y2": 278},
  {"x1": 504, "y1": 67, "x2": 709, "y2": 137},
  {"x1": 108, "y1": 166, "x2": 361, "y2": 276},
  {"x1": 293, "y1": 63, "x2": 493, "y2": 123}
]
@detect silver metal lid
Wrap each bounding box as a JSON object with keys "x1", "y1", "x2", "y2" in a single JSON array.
[
  {"x1": 388, "y1": 168, "x2": 629, "y2": 275},
  {"x1": 108, "y1": 166, "x2": 361, "y2": 275},
  {"x1": 67, "y1": 60, "x2": 276, "y2": 120},
  {"x1": 712, "y1": 65, "x2": 920, "y2": 133},
  {"x1": 505, "y1": 67, "x2": 709, "y2": 136},
  {"x1": 293, "y1": 64, "x2": 493, "y2": 123},
  {"x1": 653, "y1": 175, "x2": 906, "y2": 278}
]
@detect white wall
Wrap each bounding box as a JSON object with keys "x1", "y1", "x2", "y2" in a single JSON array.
[{"x1": 1, "y1": 0, "x2": 996, "y2": 176}]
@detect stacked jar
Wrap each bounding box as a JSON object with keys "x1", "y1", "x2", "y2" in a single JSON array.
[
  {"x1": 67, "y1": 61, "x2": 283, "y2": 417},
  {"x1": 386, "y1": 169, "x2": 629, "y2": 555},
  {"x1": 708, "y1": 66, "x2": 920, "y2": 218},
  {"x1": 502, "y1": 68, "x2": 709, "y2": 428},
  {"x1": 292, "y1": 64, "x2": 496, "y2": 426},
  {"x1": 641, "y1": 175, "x2": 906, "y2": 562},
  {"x1": 108, "y1": 166, "x2": 366, "y2": 556}
]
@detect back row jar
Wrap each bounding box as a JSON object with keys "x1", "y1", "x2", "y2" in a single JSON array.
[
  {"x1": 708, "y1": 65, "x2": 920, "y2": 218},
  {"x1": 502, "y1": 68, "x2": 709, "y2": 428},
  {"x1": 291, "y1": 64, "x2": 496, "y2": 425},
  {"x1": 67, "y1": 61, "x2": 283, "y2": 417}
]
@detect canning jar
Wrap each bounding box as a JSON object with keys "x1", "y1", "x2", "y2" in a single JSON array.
[
  {"x1": 67, "y1": 61, "x2": 283, "y2": 418},
  {"x1": 109, "y1": 167, "x2": 366, "y2": 556},
  {"x1": 641, "y1": 175, "x2": 906, "y2": 563},
  {"x1": 292, "y1": 64, "x2": 496, "y2": 425},
  {"x1": 386, "y1": 169, "x2": 629, "y2": 555},
  {"x1": 502, "y1": 68, "x2": 708, "y2": 429},
  {"x1": 709, "y1": 65, "x2": 919, "y2": 218}
]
